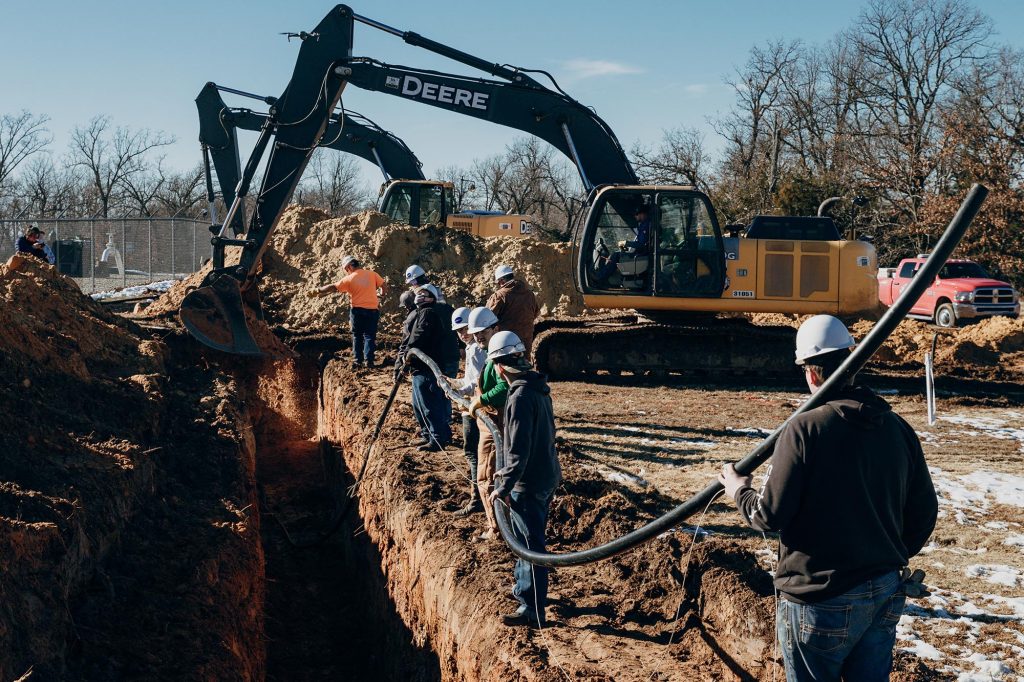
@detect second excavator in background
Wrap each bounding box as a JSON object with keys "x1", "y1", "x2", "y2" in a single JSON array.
[
  {"x1": 182, "y1": 5, "x2": 878, "y2": 375},
  {"x1": 197, "y1": 81, "x2": 534, "y2": 240}
]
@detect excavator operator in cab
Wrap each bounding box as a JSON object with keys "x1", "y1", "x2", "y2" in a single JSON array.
[{"x1": 595, "y1": 204, "x2": 652, "y2": 283}]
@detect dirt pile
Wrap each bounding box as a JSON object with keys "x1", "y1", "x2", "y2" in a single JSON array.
[
  {"x1": 0, "y1": 255, "x2": 264, "y2": 679},
  {"x1": 141, "y1": 205, "x2": 582, "y2": 337}
]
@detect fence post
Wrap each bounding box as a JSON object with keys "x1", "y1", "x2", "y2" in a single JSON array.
[
  {"x1": 171, "y1": 218, "x2": 176, "y2": 278},
  {"x1": 121, "y1": 218, "x2": 127, "y2": 288},
  {"x1": 91, "y1": 219, "x2": 96, "y2": 292}
]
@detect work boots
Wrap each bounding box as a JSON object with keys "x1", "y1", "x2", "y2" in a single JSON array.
[{"x1": 454, "y1": 486, "x2": 482, "y2": 517}]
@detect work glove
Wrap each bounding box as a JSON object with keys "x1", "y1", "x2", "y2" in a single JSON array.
[
  {"x1": 617, "y1": 240, "x2": 627, "y2": 250},
  {"x1": 899, "y1": 567, "x2": 930, "y2": 598},
  {"x1": 467, "y1": 396, "x2": 483, "y2": 418}
]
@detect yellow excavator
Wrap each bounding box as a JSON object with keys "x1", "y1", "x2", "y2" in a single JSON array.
[
  {"x1": 377, "y1": 179, "x2": 535, "y2": 238},
  {"x1": 181, "y1": 5, "x2": 877, "y2": 373}
]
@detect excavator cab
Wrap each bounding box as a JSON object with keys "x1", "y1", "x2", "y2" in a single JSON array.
[
  {"x1": 379, "y1": 180, "x2": 456, "y2": 226},
  {"x1": 580, "y1": 187, "x2": 726, "y2": 300}
]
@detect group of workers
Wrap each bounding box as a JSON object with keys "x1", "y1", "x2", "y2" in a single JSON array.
[
  {"x1": 311, "y1": 256, "x2": 557, "y2": 628},
  {"x1": 312, "y1": 253, "x2": 938, "y2": 678}
]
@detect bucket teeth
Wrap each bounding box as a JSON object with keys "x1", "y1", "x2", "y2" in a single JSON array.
[{"x1": 180, "y1": 275, "x2": 264, "y2": 356}]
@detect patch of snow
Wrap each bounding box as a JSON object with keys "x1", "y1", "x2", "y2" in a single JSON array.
[
  {"x1": 727, "y1": 426, "x2": 771, "y2": 437},
  {"x1": 960, "y1": 653, "x2": 1012, "y2": 680},
  {"x1": 1003, "y1": 534, "x2": 1024, "y2": 550},
  {"x1": 90, "y1": 278, "x2": 180, "y2": 301},
  {"x1": 599, "y1": 469, "x2": 649, "y2": 488},
  {"x1": 965, "y1": 565, "x2": 1022, "y2": 588},
  {"x1": 939, "y1": 414, "x2": 1024, "y2": 453},
  {"x1": 929, "y1": 467, "x2": 1024, "y2": 524}
]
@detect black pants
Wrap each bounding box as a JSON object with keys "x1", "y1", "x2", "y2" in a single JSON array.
[{"x1": 462, "y1": 413, "x2": 480, "y2": 482}]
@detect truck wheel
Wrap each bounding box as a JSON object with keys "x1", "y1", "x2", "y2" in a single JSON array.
[{"x1": 934, "y1": 302, "x2": 957, "y2": 328}]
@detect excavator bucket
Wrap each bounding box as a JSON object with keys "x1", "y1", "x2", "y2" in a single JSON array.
[{"x1": 180, "y1": 275, "x2": 263, "y2": 356}]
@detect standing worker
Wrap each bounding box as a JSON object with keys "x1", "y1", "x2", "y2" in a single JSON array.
[
  {"x1": 486, "y1": 330, "x2": 561, "y2": 629},
  {"x1": 310, "y1": 255, "x2": 388, "y2": 369},
  {"x1": 401, "y1": 263, "x2": 447, "y2": 311},
  {"x1": 397, "y1": 284, "x2": 455, "y2": 451},
  {"x1": 445, "y1": 306, "x2": 486, "y2": 516},
  {"x1": 465, "y1": 306, "x2": 508, "y2": 540},
  {"x1": 719, "y1": 315, "x2": 938, "y2": 681},
  {"x1": 487, "y1": 265, "x2": 540, "y2": 357}
]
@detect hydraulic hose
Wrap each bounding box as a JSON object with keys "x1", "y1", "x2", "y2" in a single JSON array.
[{"x1": 412, "y1": 184, "x2": 988, "y2": 568}]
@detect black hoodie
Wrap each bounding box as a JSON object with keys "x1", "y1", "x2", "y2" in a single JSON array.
[
  {"x1": 735, "y1": 385, "x2": 938, "y2": 603},
  {"x1": 494, "y1": 371, "x2": 561, "y2": 498}
]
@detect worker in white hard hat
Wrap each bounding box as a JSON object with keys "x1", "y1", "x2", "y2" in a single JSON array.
[
  {"x1": 485, "y1": 330, "x2": 561, "y2": 629},
  {"x1": 486, "y1": 264, "x2": 540, "y2": 358},
  {"x1": 395, "y1": 283, "x2": 459, "y2": 451},
  {"x1": 462, "y1": 306, "x2": 508, "y2": 539},
  {"x1": 401, "y1": 263, "x2": 446, "y2": 311},
  {"x1": 444, "y1": 306, "x2": 486, "y2": 516},
  {"x1": 309, "y1": 255, "x2": 388, "y2": 369},
  {"x1": 718, "y1": 315, "x2": 937, "y2": 680}
]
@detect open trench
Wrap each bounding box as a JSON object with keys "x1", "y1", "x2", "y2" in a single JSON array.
[{"x1": 248, "y1": 344, "x2": 441, "y2": 681}]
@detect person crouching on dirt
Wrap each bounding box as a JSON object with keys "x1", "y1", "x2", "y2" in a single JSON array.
[
  {"x1": 485, "y1": 330, "x2": 561, "y2": 629},
  {"x1": 310, "y1": 255, "x2": 388, "y2": 369},
  {"x1": 16, "y1": 225, "x2": 48, "y2": 262},
  {"x1": 487, "y1": 265, "x2": 540, "y2": 359},
  {"x1": 396, "y1": 284, "x2": 455, "y2": 452},
  {"x1": 718, "y1": 315, "x2": 937, "y2": 681},
  {"x1": 464, "y1": 306, "x2": 509, "y2": 540},
  {"x1": 443, "y1": 306, "x2": 487, "y2": 517}
]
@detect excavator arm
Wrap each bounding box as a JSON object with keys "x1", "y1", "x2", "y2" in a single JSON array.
[
  {"x1": 180, "y1": 5, "x2": 355, "y2": 355},
  {"x1": 182, "y1": 4, "x2": 637, "y2": 354},
  {"x1": 197, "y1": 81, "x2": 425, "y2": 234}
]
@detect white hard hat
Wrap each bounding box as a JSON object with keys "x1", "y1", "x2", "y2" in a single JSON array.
[
  {"x1": 494, "y1": 264, "x2": 514, "y2": 281},
  {"x1": 451, "y1": 306, "x2": 471, "y2": 330},
  {"x1": 405, "y1": 264, "x2": 425, "y2": 284},
  {"x1": 487, "y1": 330, "x2": 526, "y2": 362},
  {"x1": 467, "y1": 306, "x2": 498, "y2": 333},
  {"x1": 341, "y1": 255, "x2": 357, "y2": 269},
  {"x1": 795, "y1": 315, "x2": 856, "y2": 365},
  {"x1": 417, "y1": 283, "x2": 440, "y2": 300}
]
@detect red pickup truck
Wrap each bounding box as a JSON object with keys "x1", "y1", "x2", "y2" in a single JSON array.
[{"x1": 878, "y1": 256, "x2": 1019, "y2": 327}]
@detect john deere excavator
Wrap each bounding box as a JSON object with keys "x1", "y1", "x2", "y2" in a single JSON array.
[
  {"x1": 198, "y1": 81, "x2": 533, "y2": 240},
  {"x1": 182, "y1": 5, "x2": 878, "y2": 371}
]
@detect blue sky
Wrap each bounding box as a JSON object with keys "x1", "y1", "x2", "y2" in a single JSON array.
[{"x1": 3, "y1": 0, "x2": 1023, "y2": 190}]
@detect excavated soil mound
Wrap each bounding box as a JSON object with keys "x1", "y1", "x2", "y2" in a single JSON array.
[
  {"x1": 750, "y1": 310, "x2": 1024, "y2": 377},
  {"x1": 141, "y1": 205, "x2": 582, "y2": 337},
  {"x1": 0, "y1": 255, "x2": 263, "y2": 679}
]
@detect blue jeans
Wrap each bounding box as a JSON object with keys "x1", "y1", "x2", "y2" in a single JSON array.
[
  {"x1": 411, "y1": 373, "x2": 451, "y2": 447},
  {"x1": 778, "y1": 571, "x2": 905, "y2": 682},
  {"x1": 509, "y1": 488, "x2": 555, "y2": 623},
  {"x1": 349, "y1": 308, "x2": 379, "y2": 365}
]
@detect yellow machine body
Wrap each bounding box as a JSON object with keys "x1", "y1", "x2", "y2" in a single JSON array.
[{"x1": 445, "y1": 213, "x2": 535, "y2": 239}]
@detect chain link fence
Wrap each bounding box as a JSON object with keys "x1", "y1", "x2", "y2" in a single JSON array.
[{"x1": 2, "y1": 217, "x2": 209, "y2": 294}]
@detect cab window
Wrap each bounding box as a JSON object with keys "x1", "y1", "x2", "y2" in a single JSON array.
[
  {"x1": 655, "y1": 195, "x2": 721, "y2": 296},
  {"x1": 382, "y1": 186, "x2": 413, "y2": 224},
  {"x1": 419, "y1": 185, "x2": 444, "y2": 224},
  {"x1": 897, "y1": 262, "x2": 919, "y2": 279}
]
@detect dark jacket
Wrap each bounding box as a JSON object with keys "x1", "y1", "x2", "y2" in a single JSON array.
[
  {"x1": 735, "y1": 385, "x2": 938, "y2": 603},
  {"x1": 494, "y1": 371, "x2": 561, "y2": 497},
  {"x1": 400, "y1": 303, "x2": 447, "y2": 375},
  {"x1": 487, "y1": 279, "x2": 540, "y2": 351},
  {"x1": 430, "y1": 301, "x2": 462, "y2": 373},
  {"x1": 16, "y1": 236, "x2": 47, "y2": 261}
]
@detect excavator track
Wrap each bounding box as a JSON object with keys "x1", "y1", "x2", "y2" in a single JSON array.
[{"x1": 533, "y1": 317, "x2": 797, "y2": 379}]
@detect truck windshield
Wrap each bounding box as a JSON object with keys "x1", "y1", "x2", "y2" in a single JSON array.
[{"x1": 939, "y1": 262, "x2": 989, "y2": 279}]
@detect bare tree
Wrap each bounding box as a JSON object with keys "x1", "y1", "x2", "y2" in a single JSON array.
[
  {"x1": 155, "y1": 164, "x2": 206, "y2": 217},
  {"x1": 295, "y1": 149, "x2": 372, "y2": 215},
  {"x1": 631, "y1": 126, "x2": 711, "y2": 190},
  {"x1": 0, "y1": 111, "x2": 52, "y2": 196},
  {"x1": 434, "y1": 164, "x2": 477, "y2": 211},
  {"x1": 68, "y1": 115, "x2": 174, "y2": 217},
  {"x1": 845, "y1": 0, "x2": 993, "y2": 220}
]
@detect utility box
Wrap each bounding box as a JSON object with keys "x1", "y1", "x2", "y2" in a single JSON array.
[{"x1": 54, "y1": 239, "x2": 89, "y2": 277}]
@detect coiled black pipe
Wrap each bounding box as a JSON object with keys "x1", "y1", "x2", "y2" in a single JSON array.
[{"x1": 411, "y1": 182, "x2": 988, "y2": 568}]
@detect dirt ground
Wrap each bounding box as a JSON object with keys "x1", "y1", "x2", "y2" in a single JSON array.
[{"x1": 7, "y1": 203, "x2": 1024, "y2": 680}]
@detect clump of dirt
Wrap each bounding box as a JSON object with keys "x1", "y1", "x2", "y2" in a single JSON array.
[
  {"x1": 940, "y1": 315, "x2": 1024, "y2": 366},
  {"x1": 141, "y1": 205, "x2": 582, "y2": 337}
]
